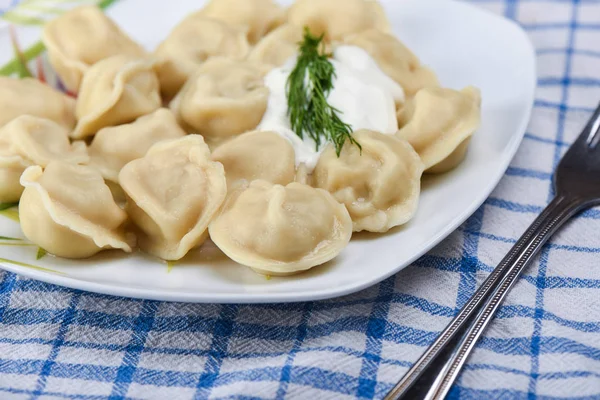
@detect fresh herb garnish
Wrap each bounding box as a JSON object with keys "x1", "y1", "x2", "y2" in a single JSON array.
[
  {"x1": 0, "y1": 203, "x2": 18, "y2": 211},
  {"x1": 286, "y1": 28, "x2": 360, "y2": 156},
  {"x1": 36, "y1": 248, "x2": 47, "y2": 260}
]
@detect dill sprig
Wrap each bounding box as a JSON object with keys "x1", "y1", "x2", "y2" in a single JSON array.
[{"x1": 286, "y1": 28, "x2": 360, "y2": 156}]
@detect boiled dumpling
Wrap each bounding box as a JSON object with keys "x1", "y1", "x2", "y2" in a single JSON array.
[
  {"x1": 88, "y1": 108, "x2": 186, "y2": 185},
  {"x1": 288, "y1": 0, "x2": 391, "y2": 41},
  {"x1": 154, "y1": 15, "x2": 250, "y2": 100},
  {"x1": 212, "y1": 130, "x2": 295, "y2": 190},
  {"x1": 119, "y1": 135, "x2": 227, "y2": 261},
  {"x1": 0, "y1": 77, "x2": 76, "y2": 129},
  {"x1": 209, "y1": 180, "x2": 352, "y2": 276},
  {"x1": 342, "y1": 29, "x2": 439, "y2": 97},
  {"x1": 0, "y1": 116, "x2": 88, "y2": 203},
  {"x1": 73, "y1": 55, "x2": 161, "y2": 140},
  {"x1": 200, "y1": 0, "x2": 285, "y2": 44},
  {"x1": 19, "y1": 162, "x2": 132, "y2": 258},
  {"x1": 397, "y1": 86, "x2": 481, "y2": 173},
  {"x1": 170, "y1": 58, "x2": 269, "y2": 148},
  {"x1": 314, "y1": 129, "x2": 424, "y2": 233},
  {"x1": 42, "y1": 5, "x2": 146, "y2": 93},
  {"x1": 248, "y1": 24, "x2": 304, "y2": 68}
]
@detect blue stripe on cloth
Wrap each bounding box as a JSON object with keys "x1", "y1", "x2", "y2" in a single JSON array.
[
  {"x1": 194, "y1": 304, "x2": 238, "y2": 398},
  {"x1": 356, "y1": 278, "x2": 395, "y2": 398},
  {"x1": 0, "y1": 272, "x2": 17, "y2": 323},
  {"x1": 538, "y1": 48, "x2": 600, "y2": 58},
  {"x1": 276, "y1": 301, "x2": 313, "y2": 399},
  {"x1": 31, "y1": 291, "x2": 82, "y2": 397},
  {"x1": 528, "y1": 247, "x2": 551, "y2": 398},
  {"x1": 455, "y1": 207, "x2": 485, "y2": 310},
  {"x1": 108, "y1": 300, "x2": 159, "y2": 398}
]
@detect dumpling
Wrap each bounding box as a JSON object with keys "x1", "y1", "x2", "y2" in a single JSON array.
[
  {"x1": 0, "y1": 116, "x2": 88, "y2": 203},
  {"x1": 42, "y1": 5, "x2": 146, "y2": 93},
  {"x1": 170, "y1": 58, "x2": 269, "y2": 148},
  {"x1": 200, "y1": 0, "x2": 285, "y2": 44},
  {"x1": 19, "y1": 162, "x2": 132, "y2": 259},
  {"x1": 342, "y1": 29, "x2": 439, "y2": 97},
  {"x1": 313, "y1": 129, "x2": 424, "y2": 233},
  {"x1": 248, "y1": 24, "x2": 304, "y2": 68},
  {"x1": 212, "y1": 130, "x2": 296, "y2": 190},
  {"x1": 287, "y1": 0, "x2": 391, "y2": 41},
  {"x1": 209, "y1": 180, "x2": 352, "y2": 276},
  {"x1": 0, "y1": 77, "x2": 76, "y2": 129},
  {"x1": 119, "y1": 135, "x2": 227, "y2": 261},
  {"x1": 397, "y1": 86, "x2": 481, "y2": 173},
  {"x1": 154, "y1": 15, "x2": 250, "y2": 100},
  {"x1": 73, "y1": 55, "x2": 161, "y2": 140},
  {"x1": 88, "y1": 108, "x2": 186, "y2": 184}
]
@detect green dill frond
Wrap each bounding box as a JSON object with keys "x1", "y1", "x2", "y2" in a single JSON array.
[{"x1": 286, "y1": 28, "x2": 360, "y2": 156}]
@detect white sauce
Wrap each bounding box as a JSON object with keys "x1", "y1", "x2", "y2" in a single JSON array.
[{"x1": 256, "y1": 45, "x2": 404, "y2": 172}]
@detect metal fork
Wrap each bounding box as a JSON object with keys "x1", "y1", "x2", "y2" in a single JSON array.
[{"x1": 384, "y1": 102, "x2": 600, "y2": 400}]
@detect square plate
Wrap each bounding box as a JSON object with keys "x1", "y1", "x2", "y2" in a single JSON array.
[{"x1": 0, "y1": 0, "x2": 536, "y2": 303}]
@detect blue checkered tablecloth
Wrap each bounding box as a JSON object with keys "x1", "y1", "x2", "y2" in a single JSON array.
[{"x1": 1, "y1": 0, "x2": 600, "y2": 399}]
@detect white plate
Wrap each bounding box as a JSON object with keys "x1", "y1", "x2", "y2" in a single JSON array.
[{"x1": 0, "y1": 0, "x2": 536, "y2": 303}]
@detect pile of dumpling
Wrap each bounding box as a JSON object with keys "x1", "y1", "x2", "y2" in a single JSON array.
[{"x1": 0, "y1": 0, "x2": 481, "y2": 276}]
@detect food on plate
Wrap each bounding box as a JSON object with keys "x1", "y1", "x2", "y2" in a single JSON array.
[
  {"x1": 397, "y1": 86, "x2": 481, "y2": 173},
  {"x1": 199, "y1": 0, "x2": 285, "y2": 44},
  {"x1": 88, "y1": 108, "x2": 186, "y2": 187},
  {"x1": 211, "y1": 130, "x2": 296, "y2": 191},
  {"x1": 19, "y1": 162, "x2": 132, "y2": 258},
  {"x1": 0, "y1": 116, "x2": 88, "y2": 203},
  {"x1": 119, "y1": 135, "x2": 227, "y2": 261},
  {"x1": 209, "y1": 180, "x2": 352, "y2": 275},
  {"x1": 287, "y1": 0, "x2": 390, "y2": 41},
  {"x1": 257, "y1": 34, "x2": 404, "y2": 172},
  {"x1": 0, "y1": 77, "x2": 76, "y2": 129},
  {"x1": 154, "y1": 15, "x2": 250, "y2": 100},
  {"x1": 342, "y1": 28, "x2": 439, "y2": 97},
  {"x1": 73, "y1": 55, "x2": 161, "y2": 140},
  {"x1": 170, "y1": 57, "x2": 269, "y2": 148},
  {"x1": 314, "y1": 129, "x2": 424, "y2": 232},
  {"x1": 0, "y1": 0, "x2": 482, "y2": 277},
  {"x1": 248, "y1": 24, "x2": 305, "y2": 68},
  {"x1": 42, "y1": 5, "x2": 146, "y2": 93}
]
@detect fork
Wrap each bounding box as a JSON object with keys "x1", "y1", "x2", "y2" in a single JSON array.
[{"x1": 384, "y1": 102, "x2": 600, "y2": 400}]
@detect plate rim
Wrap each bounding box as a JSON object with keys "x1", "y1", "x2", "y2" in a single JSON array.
[{"x1": 0, "y1": 0, "x2": 537, "y2": 303}]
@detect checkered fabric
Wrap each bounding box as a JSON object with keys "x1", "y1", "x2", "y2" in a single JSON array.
[{"x1": 1, "y1": 0, "x2": 600, "y2": 399}]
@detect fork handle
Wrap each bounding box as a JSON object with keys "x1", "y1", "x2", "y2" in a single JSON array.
[{"x1": 385, "y1": 194, "x2": 587, "y2": 400}]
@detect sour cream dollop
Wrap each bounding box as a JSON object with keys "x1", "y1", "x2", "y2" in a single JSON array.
[{"x1": 256, "y1": 45, "x2": 404, "y2": 172}]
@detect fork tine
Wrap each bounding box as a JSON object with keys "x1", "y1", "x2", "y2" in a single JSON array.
[{"x1": 577, "y1": 102, "x2": 600, "y2": 149}]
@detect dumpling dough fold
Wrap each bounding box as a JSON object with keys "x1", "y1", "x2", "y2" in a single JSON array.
[
  {"x1": 42, "y1": 5, "x2": 146, "y2": 93},
  {"x1": 0, "y1": 77, "x2": 76, "y2": 129},
  {"x1": 211, "y1": 130, "x2": 296, "y2": 191},
  {"x1": 19, "y1": 162, "x2": 132, "y2": 258},
  {"x1": 0, "y1": 116, "x2": 88, "y2": 203},
  {"x1": 288, "y1": 0, "x2": 391, "y2": 41},
  {"x1": 73, "y1": 55, "x2": 161, "y2": 140},
  {"x1": 119, "y1": 135, "x2": 227, "y2": 261},
  {"x1": 170, "y1": 58, "x2": 269, "y2": 148},
  {"x1": 154, "y1": 15, "x2": 250, "y2": 100},
  {"x1": 397, "y1": 86, "x2": 481, "y2": 173},
  {"x1": 342, "y1": 29, "x2": 439, "y2": 97},
  {"x1": 314, "y1": 129, "x2": 424, "y2": 233},
  {"x1": 88, "y1": 108, "x2": 186, "y2": 184},
  {"x1": 209, "y1": 180, "x2": 353, "y2": 276},
  {"x1": 199, "y1": 0, "x2": 285, "y2": 44},
  {"x1": 248, "y1": 24, "x2": 304, "y2": 68}
]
